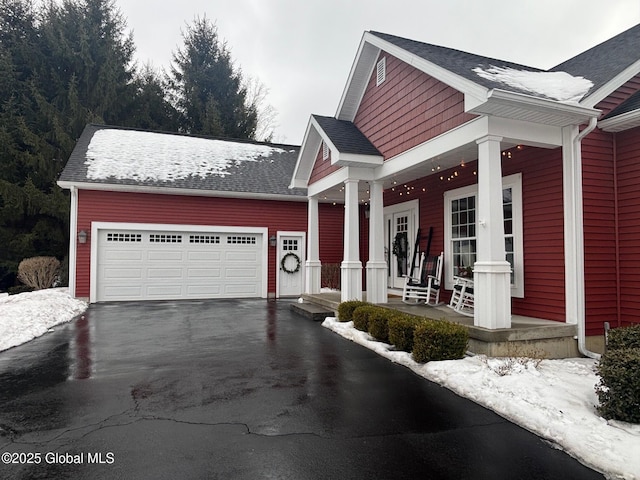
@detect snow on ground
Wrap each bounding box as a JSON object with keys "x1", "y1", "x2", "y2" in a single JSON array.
[
  {"x1": 2, "y1": 291, "x2": 638, "y2": 478},
  {"x1": 473, "y1": 66, "x2": 594, "y2": 104},
  {"x1": 0, "y1": 289, "x2": 87, "y2": 352},
  {"x1": 85, "y1": 129, "x2": 294, "y2": 181},
  {"x1": 323, "y1": 317, "x2": 640, "y2": 480}
]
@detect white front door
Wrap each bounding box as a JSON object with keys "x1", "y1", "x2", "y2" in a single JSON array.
[
  {"x1": 384, "y1": 201, "x2": 419, "y2": 289},
  {"x1": 278, "y1": 233, "x2": 305, "y2": 297}
]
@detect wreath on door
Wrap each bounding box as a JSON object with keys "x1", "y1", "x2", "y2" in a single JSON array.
[{"x1": 280, "y1": 252, "x2": 301, "y2": 274}]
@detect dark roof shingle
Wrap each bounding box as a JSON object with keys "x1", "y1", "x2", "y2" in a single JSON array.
[{"x1": 312, "y1": 115, "x2": 381, "y2": 156}]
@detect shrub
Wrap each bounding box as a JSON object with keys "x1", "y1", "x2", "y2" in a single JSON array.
[
  {"x1": 368, "y1": 308, "x2": 391, "y2": 343},
  {"x1": 352, "y1": 305, "x2": 383, "y2": 332},
  {"x1": 388, "y1": 313, "x2": 424, "y2": 352},
  {"x1": 608, "y1": 324, "x2": 640, "y2": 350},
  {"x1": 412, "y1": 320, "x2": 469, "y2": 363},
  {"x1": 595, "y1": 348, "x2": 640, "y2": 423},
  {"x1": 17, "y1": 256, "x2": 60, "y2": 290},
  {"x1": 9, "y1": 284, "x2": 34, "y2": 295},
  {"x1": 321, "y1": 263, "x2": 340, "y2": 290},
  {"x1": 337, "y1": 301, "x2": 369, "y2": 322}
]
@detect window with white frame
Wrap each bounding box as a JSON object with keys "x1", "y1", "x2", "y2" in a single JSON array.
[{"x1": 444, "y1": 173, "x2": 524, "y2": 297}]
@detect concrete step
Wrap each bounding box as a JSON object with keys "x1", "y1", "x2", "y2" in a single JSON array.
[
  {"x1": 300, "y1": 293, "x2": 340, "y2": 311},
  {"x1": 290, "y1": 301, "x2": 335, "y2": 322}
]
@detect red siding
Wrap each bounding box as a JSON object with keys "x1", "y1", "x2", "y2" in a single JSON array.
[
  {"x1": 75, "y1": 190, "x2": 343, "y2": 298},
  {"x1": 309, "y1": 144, "x2": 342, "y2": 185},
  {"x1": 383, "y1": 145, "x2": 568, "y2": 322},
  {"x1": 615, "y1": 126, "x2": 640, "y2": 327},
  {"x1": 595, "y1": 74, "x2": 640, "y2": 116},
  {"x1": 582, "y1": 129, "x2": 617, "y2": 335},
  {"x1": 354, "y1": 52, "x2": 477, "y2": 159}
]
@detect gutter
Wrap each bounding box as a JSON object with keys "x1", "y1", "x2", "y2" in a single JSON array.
[{"x1": 572, "y1": 117, "x2": 600, "y2": 360}]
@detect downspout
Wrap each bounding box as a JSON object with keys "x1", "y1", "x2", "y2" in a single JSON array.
[
  {"x1": 573, "y1": 117, "x2": 600, "y2": 359},
  {"x1": 68, "y1": 186, "x2": 78, "y2": 298}
]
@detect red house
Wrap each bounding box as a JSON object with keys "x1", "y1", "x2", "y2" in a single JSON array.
[
  {"x1": 58, "y1": 125, "x2": 344, "y2": 303},
  {"x1": 291, "y1": 25, "x2": 640, "y2": 355}
]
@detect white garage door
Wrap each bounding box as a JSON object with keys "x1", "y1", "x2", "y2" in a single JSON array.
[{"x1": 96, "y1": 228, "x2": 263, "y2": 301}]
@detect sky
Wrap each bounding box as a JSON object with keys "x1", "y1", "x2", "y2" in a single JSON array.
[
  {"x1": 1, "y1": 290, "x2": 638, "y2": 478},
  {"x1": 115, "y1": 0, "x2": 640, "y2": 144}
]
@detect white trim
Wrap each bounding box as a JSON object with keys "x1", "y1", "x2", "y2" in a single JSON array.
[
  {"x1": 276, "y1": 231, "x2": 306, "y2": 298},
  {"x1": 89, "y1": 222, "x2": 269, "y2": 303},
  {"x1": 57, "y1": 181, "x2": 308, "y2": 203},
  {"x1": 68, "y1": 187, "x2": 78, "y2": 297},
  {"x1": 581, "y1": 59, "x2": 640, "y2": 109},
  {"x1": 599, "y1": 109, "x2": 640, "y2": 132},
  {"x1": 443, "y1": 173, "x2": 524, "y2": 297}
]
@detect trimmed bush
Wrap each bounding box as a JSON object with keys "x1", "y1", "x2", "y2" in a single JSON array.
[
  {"x1": 368, "y1": 308, "x2": 391, "y2": 343},
  {"x1": 388, "y1": 313, "x2": 424, "y2": 352},
  {"x1": 17, "y1": 256, "x2": 60, "y2": 290},
  {"x1": 412, "y1": 320, "x2": 469, "y2": 363},
  {"x1": 608, "y1": 323, "x2": 640, "y2": 350},
  {"x1": 353, "y1": 305, "x2": 383, "y2": 332},
  {"x1": 337, "y1": 301, "x2": 369, "y2": 322},
  {"x1": 595, "y1": 348, "x2": 640, "y2": 423}
]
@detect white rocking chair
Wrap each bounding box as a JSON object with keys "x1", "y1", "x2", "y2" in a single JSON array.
[
  {"x1": 402, "y1": 252, "x2": 444, "y2": 305},
  {"x1": 448, "y1": 276, "x2": 474, "y2": 317}
]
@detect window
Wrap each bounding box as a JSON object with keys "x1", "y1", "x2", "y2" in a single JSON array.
[
  {"x1": 149, "y1": 234, "x2": 182, "y2": 243},
  {"x1": 189, "y1": 235, "x2": 220, "y2": 244},
  {"x1": 106, "y1": 233, "x2": 141, "y2": 243},
  {"x1": 376, "y1": 57, "x2": 386, "y2": 86},
  {"x1": 444, "y1": 173, "x2": 524, "y2": 297},
  {"x1": 282, "y1": 239, "x2": 298, "y2": 251},
  {"x1": 227, "y1": 236, "x2": 257, "y2": 245}
]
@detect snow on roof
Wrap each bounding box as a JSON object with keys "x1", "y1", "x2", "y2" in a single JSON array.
[
  {"x1": 473, "y1": 66, "x2": 594, "y2": 104},
  {"x1": 85, "y1": 129, "x2": 293, "y2": 181}
]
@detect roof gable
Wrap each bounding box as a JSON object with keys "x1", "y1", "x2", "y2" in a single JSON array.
[{"x1": 59, "y1": 124, "x2": 306, "y2": 199}]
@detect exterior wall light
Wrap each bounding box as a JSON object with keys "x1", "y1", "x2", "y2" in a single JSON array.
[
  {"x1": 77, "y1": 230, "x2": 88, "y2": 244},
  {"x1": 269, "y1": 235, "x2": 277, "y2": 247}
]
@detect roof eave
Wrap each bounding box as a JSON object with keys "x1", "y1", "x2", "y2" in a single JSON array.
[
  {"x1": 289, "y1": 118, "x2": 322, "y2": 189},
  {"x1": 599, "y1": 109, "x2": 640, "y2": 132},
  {"x1": 57, "y1": 180, "x2": 308, "y2": 202},
  {"x1": 469, "y1": 89, "x2": 601, "y2": 127},
  {"x1": 581, "y1": 59, "x2": 640, "y2": 109}
]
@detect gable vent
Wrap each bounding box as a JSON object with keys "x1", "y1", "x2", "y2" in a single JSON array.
[
  {"x1": 322, "y1": 141, "x2": 329, "y2": 160},
  {"x1": 376, "y1": 57, "x2": 386, "y2": 86}
]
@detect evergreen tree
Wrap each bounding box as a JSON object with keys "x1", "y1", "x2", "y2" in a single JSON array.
[{"x1": 169, "y1": 16, "x2": 257, "y2": 138}]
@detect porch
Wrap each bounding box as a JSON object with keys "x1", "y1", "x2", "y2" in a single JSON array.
[{"x1": 297, "y1": 292, "x2": 580, "y2": 359}]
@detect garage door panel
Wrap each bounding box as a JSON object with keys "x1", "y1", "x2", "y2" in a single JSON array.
[
  {"x1": 104, "y1": 250, "x2": 143, "y2": 261},
  {"x1": 97, "y1": 228, "x2": 262, "y2": 301},
  {"x1": 187, "y1": 268, "x2": 222, "y2": 278},
  {"x1": 104, "y1": 268, "x2": 143, "y2": 279},
  {"x1": 147, "y1": 268, "x2": 183, "y2": 279}
]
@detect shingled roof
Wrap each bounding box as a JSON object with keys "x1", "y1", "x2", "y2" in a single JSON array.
[
  {"x1": 312, "y1": 115, "x2": 381, "y2": 156},
  {"x1": 59, "y1": 124, "x2": 307, "y2": 199}
]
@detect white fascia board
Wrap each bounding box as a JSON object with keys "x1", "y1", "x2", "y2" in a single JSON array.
[
  {"x1": 373, "y1": 117, "x2": 488, "y2": 181},
  {"x1": 599, "y1": 109, "x2": 640, "y2": 132},
  {"x1": 364, "y1": 33, "x2": 489, "y2": 101},
  {"x1": 307, "y1": 166, "x2": 374, "y2": 198},
  {"x1": 290, "y1": 117, "x2": 321, "y2": 188},
  {"x1": 471, "y1": 89, "x2": 600, "y2": 126},
  {"x1": 581, "y1": 59, "x2": 640, "y2": 109},
  {"x1": 57, "y1": 181, "x2": 308, "y2": 203},
  {"x1": 333, "y1": 152, "x2": 384, "y2": 167},
  {"x1": 487, "y1": 116, "x2": 563, "y2": 147},
  {"x1": 336, "y1": 34, "x2": 380, "y2": 121}
]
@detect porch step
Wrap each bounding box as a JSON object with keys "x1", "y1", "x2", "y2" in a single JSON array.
[
  {"x1": 290, "y1": 301, "x2": 335, "y2": 322},
  {"x1": 299, "y1": 293, "x2": 341, "y2": 311}
]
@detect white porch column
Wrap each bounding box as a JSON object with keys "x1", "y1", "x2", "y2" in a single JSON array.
[
  {"x1": 341, "y1": 179, "x2": 363, "y2": 301},
  {"x1": 366, "y1": 181, "x2": 387, "y2": 304},
  {"x1": 474, "y1": 135, "x2": 512, "y2": 329},
  {"x1": 305, "y1": 195, "x2": 321, "y2": 294}
]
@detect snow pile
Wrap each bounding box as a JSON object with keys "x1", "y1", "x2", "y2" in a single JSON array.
[
  {"x1": 323, "y1": 317, "x2": 640, "y2": 479},
  {"x1": 473, "y1": 66, "x2": 593, "y2": 104},
  {"x1": 0, "y1": 289, "x2": 87, "y2": 352},
  {"x1": 85, "y1": 129, "x2": 293, "y2": 181}
]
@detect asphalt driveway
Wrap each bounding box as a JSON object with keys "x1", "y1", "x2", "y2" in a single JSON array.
[{"x1": 0, "y1": 299, "x2": 603, "y2": 479}]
